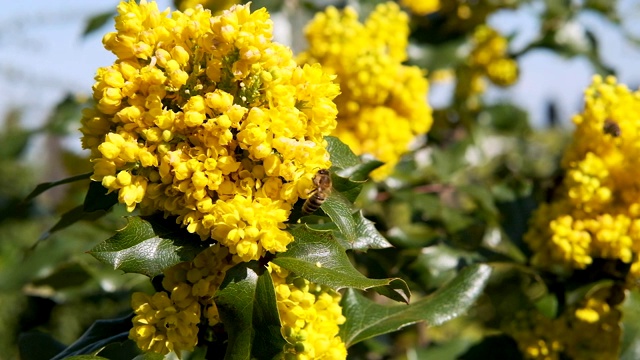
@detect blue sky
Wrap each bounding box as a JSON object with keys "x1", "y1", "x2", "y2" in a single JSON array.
[{"x1": 2, "y1": 0, "x2": 640, "y2": 135}]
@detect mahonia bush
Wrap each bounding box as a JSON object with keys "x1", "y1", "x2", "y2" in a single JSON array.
[
  {"x1": 80, "y1": 0, "x2": 340, "y2": 263},
  {"x1": 130, "y1": 244, "x2": 233, "y2": 354},
  {"x1": 270, "y1": 264, "x2": 347, "y2": 360},
  {"x1": 524, "y1": 75, "x2": 640, "y2": 282},
  {"x1": 298, "y1": 3, "x2": 433, "y2": 180},
  {"x1": 455, "y1": 25, "x2": 519, "y2": 111},
  {"x1": 80, "y1": 1, "x2": 352, "y2": 357},
  {"x1": 504, "y1": 287, "x2": 621, "y2": 360}
]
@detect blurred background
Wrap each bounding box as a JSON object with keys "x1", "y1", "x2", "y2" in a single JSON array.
[{"x1": 3, "y1": 0, "x2": 640, "y2": 359}]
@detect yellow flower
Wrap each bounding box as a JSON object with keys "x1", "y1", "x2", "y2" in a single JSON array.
[
  {"x1": 469, "y1": 25, "x2": 518, "y2": 87},
  {"x1": 129, "y1": 291, "x2": 201, "y2": 355},
  {"x1": 524, "y1": 76, "x2": 640, "y2": 283},
  {"x1": 130, "y1": 244, "x2": 235, "y2": 355},
  {"x1": 400, "y1": 0, "x2": 440, "y2": 15},
  {"x1": 269, "y1": 264, "x2": 347, "y2": 359},
  {"x1": 504, "y1": 287, "x2": 620, "y2": 360},
  {"x1": 299, "y1": 2, "x2": 432, "y2": 180},
  {"x1": 81, "y1": 1, "x2": 339, "y2": 261}
]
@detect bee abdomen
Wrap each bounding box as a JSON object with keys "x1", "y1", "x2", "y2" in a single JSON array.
[{"x1": 302, "y1": 193, "x2": 327, "y2": 214}]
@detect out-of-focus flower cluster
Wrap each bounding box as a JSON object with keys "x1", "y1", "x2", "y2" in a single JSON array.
[
  {"x1": 80, "y1": 1, "x2": 339, "y2": 262},
  {"x1": 455, "y1": 25, "x2": 518, "y2": 111},
  {"x1": 421, "y1": 0, "x2": 517, "y2": 35},
  {"x1": 525, "y1": 76, "x2": 640, "y2": 283},
  {"x1": 504, "y1": 287, "x2": 621, "y2": 360},
  {"x1": 299, "y1": 2, "x2": 432, "y2": 180},
  {"x1": 174, "y1": 0, "x2": 238, "y2": 13},
  {"x1": 130, "y1": 244, "x2": 234, "y2": 355},
  {"x1": 270, "y1": 264, "x2": 347, "y2": 360},
  {"x1": 469, "y1": 25, "x2": 518, "y2": 87},
  {"x1": 400, "y1": 0, "x2": 440, "y2": 15}
]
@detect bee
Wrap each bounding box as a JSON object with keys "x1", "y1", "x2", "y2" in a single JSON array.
[
  {"x1": 302, "y1": 169, "x2": 332, "y2": 214},
  {"x1": 603, "y1": 118, "x2": 621, "y2": 137}
]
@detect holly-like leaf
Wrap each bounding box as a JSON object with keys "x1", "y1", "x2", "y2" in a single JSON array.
[
  {"x1": 37, "y1": 205, "x2": 108, "y2": 242},
  {"x1": 48, "y1": 314, "x2": 133, "y2": 360},
  {"x1": 88, "y1": 215, "x2": 207, "y2": 277},
  {"x1": 326, "y1": 136, "x2": 360, "y2": 170},
  {"x1": 349, "y1": 211, "x2": 393, "y2": 250},
  {"x1": 339, "y1": 263, "x2": 492, "y2": 347},
  {"x1": 252, "y1": 271, "x2": 287, "y2": 359},
  {"x1": 131, "y1": 353, "x2": 165, "y2": 360},
  {"x1": 84, "y1": 180, "x2": 119, "y2": 212},
  {"x1": 23, "y1": 172, "x2": 91, "y2": 203},
  {"x1": 330, "y1": 172, "x2": 364, "y2": 204},
  {"x1": 323, "y1": 212, "x2": 393, "y2": 250},
  {"x1": 83, "y1": 11, "x2": 115, "y2": 37},
  {"x1": 338, "y1": 156, "x2": 384, "y2": 182},
  {"x1": 321, "y1": 191, "x2": 357, "y2": 246},
  {"x1": 215, "y1": 262, "x2": 260, "y2": 360},
  {"x1": 274, "y1": 226, "x2": 410, "y2": 302},
  {"x1": 621, "y1": 290, "x2": 640, "y2": 360}
]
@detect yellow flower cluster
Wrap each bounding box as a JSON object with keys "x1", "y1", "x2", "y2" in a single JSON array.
[
  {"x1": 504, "y1": 288, "x2": 620, "y2": 360},
  {"x1": 174, "y1": 0, "x2": 238, "y2": 13},
  {"x1": 299, "y1": 2, "x2": 433, "y2": 180},
  {"x1": 469, "y1": 25, "x2": 518, "y2": 87},
  {"x1": 525, "y1": 76, "x2": 640, "y2": 278},
  {"x1": 130, "y1": 244, "x2": 234, "y2": 355},
  {"x1": 270, "y1": 264, "x2": 347, "y2": 359},
  {"x1": 80, "y1": 1, "x2": 340, "y2": 262},
  {"x1": 400, "y1": 0, "x2": 440, "y2": 15}
]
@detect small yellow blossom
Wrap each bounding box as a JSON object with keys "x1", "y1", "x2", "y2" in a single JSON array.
[
  {"x1": 130, "y1": 244, "x2": 235, "y2": 355},
  {"x1": 400, "y1": 0, "x2": 440, "y2": 15},
  {"x1": 299, "y1": 2, "x2": 432, "y2": 180},
  {"x1": 504, "y1": 288, "x2": 620, "y2": 360},
  {"x1": 269, "y1": 263, "x2": 347, "y2": 359},
  {"x1": 524, "y1": 76, "x2": 640, "y2": 282},
  {"x1": 81, "y1": 1, "x2": 339, "y2": 261},
  {"x1": 129, "y1": 291, "x2": 201, "y2": 355}
]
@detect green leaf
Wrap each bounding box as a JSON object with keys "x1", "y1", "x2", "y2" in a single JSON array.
[
  {"x1": 326, "y1": 136, "x2": 360, "y2": 170},
  {"x1": 46, "y1": 95, "x2": 84, "y2": 135},
  {"x1": 49, "y1": 314, "x2": 133, "y2": 360},
  {"x1": 386, "y1": 223, "x2": 442, "y2": 248},
  {"x1": 83, "y1": 11, "x2": 115, "y2": 37},
  {"x1": 250, "y1": 0, "x2": 284, "y2": 13},
  {"x1": 63, "y1": 356, "x2": 110, "y2": 360},
  {"x1": 274, "y1": 226, "x2": 409, "y2": 302},
  {"x1": 621, "y1": 289, "x2": 640, "y2": 360},
  {"x1": 252, "y1": 271, "x2": 287, "y2": 359},
  {"x1": 84, "y1": 180, "x2": 119, "y2": 212},
  {"x1": 0, "y1": 118, "x2": 34, "y2": 159},
  {"x1": 39, "y1": 205, "x2": 108, "y2": 241},
  {"x1": 338, "y1": 156, "x2": 384, "y2": 182},
  {"x1": 321, "y1": 191, "x2": 357, "y2": 245},
  {"x1": 23, "y1": 172, "x2": 91, "y2": 203},
  {"x1": 215, "y1": 262, "x2": 260, "y2": 360},
  {"x1": 339, "y1": 264, "x2": 492, "y2": 347},
  {"x1": 336, "y1": 211, "x2": 393, "y2": 251},
  {"x1": 330, "y1": 172, "x2": 364, "y2": 204},
  {"x1": 307, "y1": 211, "x2": 393, "y2": 251},
  {"x1": 131, "y1": 353, "x2": 165, "y2": 360},
  {"x1": 88, "y1": 215, "x2": 208, "y2": 277}
]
